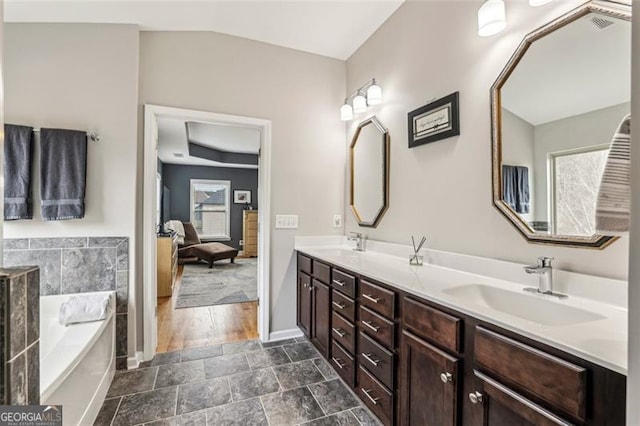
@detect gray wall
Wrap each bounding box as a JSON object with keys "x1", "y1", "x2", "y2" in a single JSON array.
[
  {"x1": 3, "y1": 24, "x2": 139, "y2": 357},
  {"x1": 139, "y1": 31, "x2": 346, "y2": 334},
  {"x1": 345, "y1": 0, "x2": 628, "y2": 280},
  {"x1": 162, "y1": 164, "x2": 258, "y2": 250}
]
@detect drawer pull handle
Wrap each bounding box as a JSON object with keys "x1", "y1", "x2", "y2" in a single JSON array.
[
  {"x1": 440, "y1": 372, "x2": 452, "y2": 383},
  {"x1": 362, "y1": 294, "x2": 381, "y2": 304},
  {"x1": 332, "y1": 279, "x2": 346, "y2": 287},
  {"x1": 362, "y1": 320, "x2": 380, "y2": 332},
  {"x1": 331, "y1": 357, "x2": 345, "y2": 369},
  {"x1": 332, "y1": 328, "x2": 346, "y2": 338},
  {"x1": 469, "y1": 391, "x2": 484, "y2": 404},
  {"x1": 361, "y1": 388, "x2": 380, "y2": 405},
  {"x1": 332, "y1": 301, "x2": 346, "y2": 310},
  {"x1": 362, "y1": 353, "x2": 380, "y2": 366}
]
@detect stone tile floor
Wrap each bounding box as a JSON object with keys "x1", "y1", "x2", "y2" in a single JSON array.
[{"x1": 95, "y1": 337, "x2": 382, "y2": 425}]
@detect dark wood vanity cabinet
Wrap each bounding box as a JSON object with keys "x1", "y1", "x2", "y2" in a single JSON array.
[
  {"x1": 296, "y1": 254, "x2": 331, "y2": 357},
  {"x1": 296, "y1": 252, "x2": 626, "y2": 426},
  {"x1": 400, "y1": 330, "x2": 460, "y2": 426}
]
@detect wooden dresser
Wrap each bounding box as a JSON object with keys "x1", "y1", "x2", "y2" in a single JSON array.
[
  {"x1": 157, "y1": 234, "x2": 178, "y2": 297},
  {"x1": 243, "y1": 210, "x2": 258, "y2": 257}
]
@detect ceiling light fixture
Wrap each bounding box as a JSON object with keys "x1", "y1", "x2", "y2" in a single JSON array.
[
  {"x1": 340, "y1": 78, "x2": 383, "y2": 121},
  {"x1": 478, "y1": 0, "x2": 507, "y2": 37},
  {"x1": 529, "y1": 0, "x2": 552, "y2": 6}
]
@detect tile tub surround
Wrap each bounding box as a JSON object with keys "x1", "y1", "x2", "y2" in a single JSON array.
[
  {"x1": 96, "y1": 338, "x2": 382, "y2": 426},
  {"x1": 295, "y1": 236, "x2": 629, "y2": 375},
  {"x1": 0, "y1": 266, "x2": 40, "y2": 405},
  {"x1": 4, "y1": 237, "x2": 130, "y2": 369}
]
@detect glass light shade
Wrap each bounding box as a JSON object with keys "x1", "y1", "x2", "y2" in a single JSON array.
[
  {"x1": 353, "y1": 92, "x2": 367, "y2": 113},
  {"x1": 366, "y1": 82, "x2": 383, "y2": 105},
  {"x1": 340, "y1": 102, "x2": 353, "y2": 121},
  {"x1": 478, "y1": 0, "x2": 506, "y2": 37},
  {"x1": 529, "y1": 0, "x2": 551, "y2": 5}
]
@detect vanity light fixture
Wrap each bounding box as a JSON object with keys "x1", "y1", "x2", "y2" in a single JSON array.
[
  {"x1": 340, "y1": 78, "x2": 383, "y2": 121},
  {"x1": 478, "y1": 0, "x2": 507, "y2": 37},
  {"x1": 529, "y1": 0, "x2": 552, "y2": 6}
]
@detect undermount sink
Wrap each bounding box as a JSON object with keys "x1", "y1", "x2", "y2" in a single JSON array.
[{"x1": 442, "y1": 284, "x2": 606, "y2": 326}]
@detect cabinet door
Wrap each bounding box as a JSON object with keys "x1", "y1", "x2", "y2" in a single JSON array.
[
  {"x1": 297, "y1": 272, "x2": 312, "y2": 338},
  {"x1": 400, "y1": 330, "x2": 460, "y2": 426},
  {"x1": 469, "y1": 371, "x2": 572, "y2": 426},
  {"x1": 311, "y1": 279, "x2": 331, "y2": 357}
]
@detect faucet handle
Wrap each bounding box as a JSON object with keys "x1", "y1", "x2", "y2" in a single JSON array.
[
  {"x1": 537, "y1": 257, "x2": 554, "y2": 267},
  {"x1": 350, "y1": 231, "x2": 363, "y2": 238}
]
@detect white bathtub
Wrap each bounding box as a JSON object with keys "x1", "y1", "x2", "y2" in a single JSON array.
[{"x1": 40, "y1": 291, "x2": 116, "y2": 426}]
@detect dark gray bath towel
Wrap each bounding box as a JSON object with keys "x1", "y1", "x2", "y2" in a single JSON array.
[
  {"x1": 4, "y1": 124, "x2": 34, "y2": 220},
  {"x1": 40, "y1": 128, "x2": 87, "y2": 220},
  {"x1": 502, "y1": 165, "x2": 530, "y2": 214}
]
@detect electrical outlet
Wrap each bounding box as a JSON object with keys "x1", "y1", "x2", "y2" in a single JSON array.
[
  {"x1": 275, "y1": 214, "x2": 299, "y2": 229},
  {"x1": 239, "y1": 240, "x2": 244, "y2": 246},
  {"x1": 333, "y1": 214, "x2": 342, "y2": 228}
]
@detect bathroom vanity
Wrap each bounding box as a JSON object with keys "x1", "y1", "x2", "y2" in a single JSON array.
[{"x1": 296, "y1": 243, "x2": 626, "y2": 426}]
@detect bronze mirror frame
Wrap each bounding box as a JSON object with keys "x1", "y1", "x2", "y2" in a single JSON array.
[
  {"x1": 350, "y1": 116, "x2": 390, "y2": 228},
  {"x1": 490, "y1": 1, "x2": 630, "y2": 249}
]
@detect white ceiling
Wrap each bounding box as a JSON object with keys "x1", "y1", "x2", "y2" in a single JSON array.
[
  {"x1": 157, "y1": 117, "x2": 259, "y2": 168},
  {"x1": 503, "y1": 12, "x2": 631, "y2": 126},
  {"x1": 4, "y1": 0, "x2": 404, "y2": 60}
]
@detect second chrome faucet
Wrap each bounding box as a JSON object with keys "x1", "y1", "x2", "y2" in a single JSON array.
[{"x1": 523, "y1": 256, "x2": 567, "y2": 299}]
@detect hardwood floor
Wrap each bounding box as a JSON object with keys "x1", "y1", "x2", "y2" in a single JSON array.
[{"x1": 156, "y1": 265, "x2": 258, "y2": 353}]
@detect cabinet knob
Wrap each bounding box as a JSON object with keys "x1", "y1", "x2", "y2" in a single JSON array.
[
  {"x1": 440, "y1": 372, "x2": 452, "y2": 383},
  {"x1": 468, "y1": 391, "x2": 484, "y2": 404}
]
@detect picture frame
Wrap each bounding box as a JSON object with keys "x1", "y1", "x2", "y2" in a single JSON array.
[
  {"x1": 233, "y1": 190, "x2": 251, "y2": 204},
  {"x1": 408, "y1": 91, "x2": 460, "y2": 148}
]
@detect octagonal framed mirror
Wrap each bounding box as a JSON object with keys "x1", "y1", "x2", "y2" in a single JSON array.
[
  {"x1": 350, "y1": 116, "x2": 390, "y2": 227},
  {"x1": 491, "y1": 1, "x2": 630, "y2": 249}
]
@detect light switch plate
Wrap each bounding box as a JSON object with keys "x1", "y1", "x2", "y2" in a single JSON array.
[
  {"x1": 275, "y1": 214, "x2": 299, "y2": 229},
  {"x1": 333, "y1": 214, "x2": 342, "y2": 228}
]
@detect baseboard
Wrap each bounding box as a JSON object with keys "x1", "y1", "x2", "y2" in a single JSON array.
[
  {"x1": 128, "y1": 351, "x2": 144, "y2": 370},
  {"x1": 267, "y1": 328, "x2": 303, "y2": 342}
]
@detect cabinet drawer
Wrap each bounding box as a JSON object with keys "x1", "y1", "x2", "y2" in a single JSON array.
[
  {"x1": 360, "y1": 306, "x2": 395, "y2": 349},
  {"x1": 357, "y1": 366, "x2": 394, "y2": 426},
  {"x1": 332, "y1": 312, "x2": 356, "y2": 355},
  {"x1": 331, "y1": 340, "x2": 355, "y2": 386},
  {"x1": 403, "y1": 296, "x2": 462, "y2": 354},
  {"x1": 331, "y1": 269, "x2": 356, "y2": 298},
  {"x1": 332, "y1": 290, "x2": 355, "y2": 322},
  {"x1": 298, "y1": 253, "x2": 312, "y2": 274},
  {"x1": 358, "y1": 332, "x2": 394, "y2": 390},
  {"x1": 475, "y1": 326, "x2": 587, "y2": 422},
  {"x1": 360, "y1": 279, "x2": 395, "y2": 319},
  {"x1": 313, "y1": 260, "x2": 331, "y2": 285}
]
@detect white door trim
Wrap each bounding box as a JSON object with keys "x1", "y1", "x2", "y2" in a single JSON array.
[{"x1": 142, "y1": 104, "x2": 272, "y2": 361}]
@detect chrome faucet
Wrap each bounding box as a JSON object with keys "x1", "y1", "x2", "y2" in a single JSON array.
[
  {"x1": 523, "y1": 257, "x2": 566, "y2": 298},
  {"x1": 347, "y1": 232, "x2": 365, "y2": 252}
]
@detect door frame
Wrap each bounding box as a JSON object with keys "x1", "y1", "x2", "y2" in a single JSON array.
[{"x1": 142, "y1": 104, "x2": 272, "y2": 360}]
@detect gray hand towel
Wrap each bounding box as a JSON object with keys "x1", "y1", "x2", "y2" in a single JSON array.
[
  {"x1": 40, "y1": 128, "x2": 87, "y2": 221},
  {"x1": 4, "y1": 124, "x2": 34, "y2": 220},
  {"x1": 596, "y1": 114, "x2": 631, "y2": 235}
]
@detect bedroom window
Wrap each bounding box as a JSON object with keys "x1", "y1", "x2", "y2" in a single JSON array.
[{"x1": 190, "y1": 179, "x2": 231, "y2": 240}]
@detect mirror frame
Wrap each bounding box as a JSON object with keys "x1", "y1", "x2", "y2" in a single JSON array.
[
  {"x1": 350, "y1": 116, "x2": 390, "y2": 228},
  {"x1": 490, "y1": 1, "x2": 630, "y2": 249}
]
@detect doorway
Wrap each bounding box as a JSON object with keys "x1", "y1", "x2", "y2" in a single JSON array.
[{"x1": 143, "y1": 104, "x2": 272, "y2": 360}]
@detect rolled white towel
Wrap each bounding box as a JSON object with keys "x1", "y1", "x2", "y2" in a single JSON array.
[{"x1": 59, "y1": 293, "x2": 112, "y2": 326}]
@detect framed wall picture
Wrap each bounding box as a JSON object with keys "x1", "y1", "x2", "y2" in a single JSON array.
[
  {"x1": 233, "y1": 190, "x2": 251, "y2": 204},
  {"x1": 408, "y1": 92, "x2": 460, "y2": 148}
]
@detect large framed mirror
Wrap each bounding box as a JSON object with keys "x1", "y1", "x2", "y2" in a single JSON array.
[
  {"x1": 350, "y1": 116, "x2": 390, "y2": 227},
  {"x1": 491, "y1": 1, "x2": 630, "y2": 248}
]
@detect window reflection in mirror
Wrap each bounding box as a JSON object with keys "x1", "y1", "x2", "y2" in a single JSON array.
[{"x1": 500, "y1": 10, "x2": 630, "y2": 238}]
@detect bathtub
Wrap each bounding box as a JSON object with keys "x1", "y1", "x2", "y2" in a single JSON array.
[{"x1": 40, "y1": 291, "x2": 116, "y2": 426}]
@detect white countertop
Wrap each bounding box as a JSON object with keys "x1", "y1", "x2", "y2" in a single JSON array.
[{"x1": 295, "y1": 238, "x2": 628, "y2": 375}]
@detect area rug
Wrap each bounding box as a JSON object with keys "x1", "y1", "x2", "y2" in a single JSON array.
[{"x1": 175, "y1": 258, "x2": 257, "y2": 308}]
